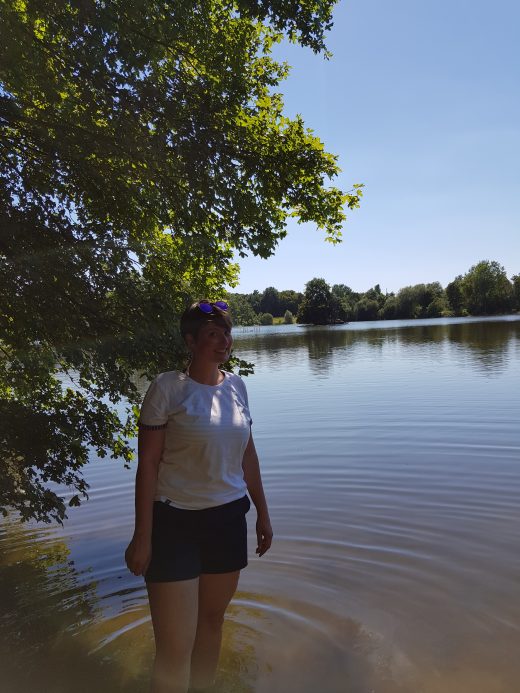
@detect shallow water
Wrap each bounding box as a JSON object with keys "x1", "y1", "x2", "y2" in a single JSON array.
[{"x1": 1, "y1": 316, "x2": 519, "y2": 692}]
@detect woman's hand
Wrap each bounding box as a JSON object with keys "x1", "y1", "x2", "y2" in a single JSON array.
[
  {"x1": 242, "y1": 433, "x2": 272, "y2": 557},
  {"x1": 125, "y1": 535, "x2": 152, "y2": 576},
  {"x1": 255, "y1": 513, "x2": 273, "y2": 557}
]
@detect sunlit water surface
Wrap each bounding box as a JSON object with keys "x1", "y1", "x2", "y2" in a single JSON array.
[{"x1": 1, "y1": 316, "x2": 519, "y2": 692}]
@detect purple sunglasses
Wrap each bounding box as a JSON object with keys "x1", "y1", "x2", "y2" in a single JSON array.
[{"x1": 197, "y1": 300, "x2": 229, "y2": 314}]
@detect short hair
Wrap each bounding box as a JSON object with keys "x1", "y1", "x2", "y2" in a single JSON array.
[{"x1": 180, "y1": 301, "x2": 233, "y2": 341}]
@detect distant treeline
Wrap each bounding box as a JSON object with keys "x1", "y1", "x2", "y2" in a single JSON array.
[{"x1": 227, "y1": 260, "x2": 520, "y2": 326}]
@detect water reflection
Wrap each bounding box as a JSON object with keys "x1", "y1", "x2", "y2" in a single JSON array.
[
  {"x1": 234, "y1": 317, "x2": 520, "y2": 377},
  {"x1": 441, "y1": 320, "x2": 519, "y2": 375},
  {"x1": 0, "y1": 518, "x2": 151, "y2": 693}
]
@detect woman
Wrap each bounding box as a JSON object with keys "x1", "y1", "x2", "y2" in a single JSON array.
[{"x1": 125, "y1": 300, "x2": 272, "y2": 693}]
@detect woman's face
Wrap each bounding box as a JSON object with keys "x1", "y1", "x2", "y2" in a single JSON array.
[{"x1": 187, "y1": 322, "x2": 233, "y2": 364}]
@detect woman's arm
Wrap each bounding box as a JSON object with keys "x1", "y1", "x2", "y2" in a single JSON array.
[
  {"x1": 242, "y1": 433, "x2": 273, "y2": 557},
  {"x1": 125, "y1": 427, "x2": 166, "y2": 575}
]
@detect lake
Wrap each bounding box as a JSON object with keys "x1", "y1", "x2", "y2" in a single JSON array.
[{"x1": 1, "y1": 316, "x2": 519, "y2": 692}]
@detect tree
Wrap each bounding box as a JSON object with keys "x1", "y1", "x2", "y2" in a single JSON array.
[
  {"x1": 247, "y1": 290, "x2": 263, "y2": 314},
  {"x1": 461, "y1": 261, "x2": 513, "y2": 315},
  {"x1": 297, "y1": 277, "x2": 343, "y2": 324},
  {"x1": 392, "y1": 282, "x2": 446, "y2": 319},
  {"x1": 0, "y1": 1, "x2": 362, "y2": 522},
  {"x1": 331, "y1": 284, "x2": 357, "y2": 301},
  {"x1": 226, "y1": 293, "x2": 258, "y2": 326},
  {"x1": 512, "y1": 274, "x2": 520, "y2": 311},
  {"x1": 278, "y1": 289, "x2": 302, "y2": 315},
  {"x1": 380, "y1": 294, "x2": 398, "y2": 320},
  {"x1": 259, "y1": 312, "x2": 274, "y2": 325},
  {"x1": 446, "y1": 275, "x2": 465, "y2": 315},
  {"x1": 364, "y1": 284, "x2": 384, "y2": 305},
  {"x1": 331, "y1": 283, "x2": 358, "y2": 320},
  {"x1": 259, "y1": 286, "x2": 282, "y2": 317},
  {"x1": 394, "y1": 285, "x2": 423, "y2": 319},
  {"x1": 420, "y1": 282, "x2": 444, "y2": 312},
  {"x1": 425, "y1": 294, "x2": 450, "y2": 318},
  {"x1": 283, "y1": 309, "x2": 294, "y2": 324},
  {"x1": 354, "y1": 297, "x2": 379, "y2": 321}
]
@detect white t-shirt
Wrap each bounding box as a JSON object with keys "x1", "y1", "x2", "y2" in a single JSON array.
[{"x1": 138, "y1": 370, "x2": 252, "y2": 509}]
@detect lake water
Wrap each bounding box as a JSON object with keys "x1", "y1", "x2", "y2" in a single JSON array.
[{"x1": 1, "y1": 316, "x2": 519, "y2": 693}]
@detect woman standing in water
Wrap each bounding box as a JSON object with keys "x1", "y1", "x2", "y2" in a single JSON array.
[{"x1": 125, "y1": 300, "x2": 272, "y2": 693}]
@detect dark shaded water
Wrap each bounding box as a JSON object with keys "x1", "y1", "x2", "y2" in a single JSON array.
[{"x1": 1, "y1": 316, "x2": 519, "y2": 692}]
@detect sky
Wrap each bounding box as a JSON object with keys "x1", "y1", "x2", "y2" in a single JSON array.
[{"x1": 232, "y1": 0, "x2": 520, "y2": 295}]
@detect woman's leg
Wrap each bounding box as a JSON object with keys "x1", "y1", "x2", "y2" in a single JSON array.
[
  {"x1": 189, "y1": 571, "x2": 240, "y2": 690},
  {"x1": 147, "y1": 579, "x2": 199, "y2": 693}
]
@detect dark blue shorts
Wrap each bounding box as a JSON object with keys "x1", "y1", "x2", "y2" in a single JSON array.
[{"x1": 145, "y1": 495, "x2": 251, "y2": 583}]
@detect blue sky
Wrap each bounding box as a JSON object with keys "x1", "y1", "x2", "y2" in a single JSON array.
[{"x1": 233, "y1": 0, "x2": 520, "y2": 295}]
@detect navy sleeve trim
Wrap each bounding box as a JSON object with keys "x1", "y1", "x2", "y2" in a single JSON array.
[{"x1": 138, "y1": 421, "x2": 168, "y2": 430}]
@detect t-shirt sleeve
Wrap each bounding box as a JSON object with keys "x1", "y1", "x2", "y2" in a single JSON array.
[{"x1": 138, "y1": 377, "x2": 169, "y2": 429}]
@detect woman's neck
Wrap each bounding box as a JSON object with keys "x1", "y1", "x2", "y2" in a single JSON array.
[{"x1": 186, "y1": 360, "x2": 224, "y2": 386}]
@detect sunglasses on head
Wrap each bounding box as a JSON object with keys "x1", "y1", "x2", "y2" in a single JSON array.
[{"x1": 197, "y1": 300, "x2": 229, "y2": 314}]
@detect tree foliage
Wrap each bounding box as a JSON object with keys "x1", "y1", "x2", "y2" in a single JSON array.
[
  {"x1": 225, "y1": 293, "x2": 258, "y2": 326},
  {"x1": 331, "y1": 283, "x2": 357, "y2": 320},
  {"x1": 446, "y1": 275, "x2": 465, "y2": 315},
  {"x1": 297, "y1": 277, "x2": 343, "y2": 324},
  {"x1": 0, "y1": 0, "x2": 362, "y2": 522},
  {"x1": 259, "y1": 286, "x2": 282, "y2": 316},
  {"x1": 227, "y1": 286, "x2": 302, "y2": 324},
  {"x1": 512, "y1": 274, "x2": 520, "y2": 311},
  {"x1": 461, "y1": 261, "x2": 513, "y2": 315},
  {"x1": 279, "y1": 289, "x2": 303, "y2": 315},
  {"x1": 230, "y1": 259, "x2": 517, "y2": 327},
  {"x1": 391, "y1": 282, "x2": 446, "y2": 319},
  {"x1": 259, "y1": 312, "x2": 274, "y2": 325},
  {"x1": 354, "y1": 297, "x2": 379, "y2": 321}
]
